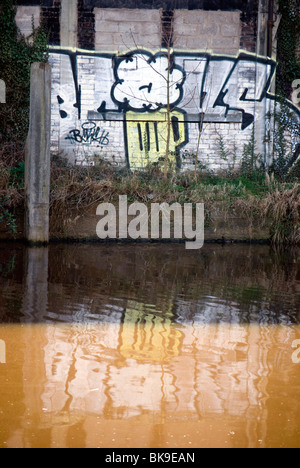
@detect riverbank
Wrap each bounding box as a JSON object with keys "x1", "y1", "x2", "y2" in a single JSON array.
[
  {"x1": 0, "y1": 201, "x2": 272, "y2": 244},
  {"x1": 0, "y1": 150, "x2": 299, "y2": 245}
]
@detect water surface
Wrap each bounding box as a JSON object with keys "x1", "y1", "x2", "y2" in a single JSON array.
[{"x1": 0, "y1": 243, "x2": 299, "y2": 448}]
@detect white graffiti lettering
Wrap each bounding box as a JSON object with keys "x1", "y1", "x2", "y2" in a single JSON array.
[{"x1": 48, "y1": 48, "x2": 299, "y2": 168}]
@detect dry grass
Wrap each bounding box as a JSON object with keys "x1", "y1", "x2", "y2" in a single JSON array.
[
  {"x1": 0, "y1": 142, "x2": 25, "y2": 208},
  {"x1": 262, "y1": 184, "x2": 300, "y2": 245},
  {"x1": 1, "y1": 149, "x2": 300, "y2": 244}
]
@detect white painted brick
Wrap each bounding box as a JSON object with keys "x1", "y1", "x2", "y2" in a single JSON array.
[
  {"x1": 95, "y1": 8, "x2": 160, "y2": 23},
  {"x1": 16, "y1": 6, "x2": 41, "y2": 37},
  {"x1": 95, "y1": 21, "x2": 119, "y2": 33}
]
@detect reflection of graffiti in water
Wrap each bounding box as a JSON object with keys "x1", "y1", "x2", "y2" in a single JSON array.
[
  {"x1": 0, "y1": 340, "x2": 6, "y2": 364},
  {"x1": 65, "y1": 122, "x2": 110, "y2": 147},
  {"x1": 119, "y1": 302, "x2": 183, "y2": 362}
]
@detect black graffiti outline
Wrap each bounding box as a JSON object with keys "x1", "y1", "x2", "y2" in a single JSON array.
[
  {"x1": 49, "y1": 48, "x2": 300, "y2": 126},
  {"x1": 139, "y1": 83, "x2": 153, "y2": 93},
  {"x1": 210, "y1": 52, "x2": 277, "y2": 129},
  {"x1": 110, "y1": 50, "x2": 186, "y2": 114},
  {"x1": 57, "y1": 95, "x2": 68, "y2": 119},
  {"x1": 49, "y1": 47, "x2": 300, "y2": 170}
]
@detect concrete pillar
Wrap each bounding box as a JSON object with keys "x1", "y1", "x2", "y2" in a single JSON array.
[
  {"x1": 25, "y1": 62, "x2": 51, "y2": 245},
  {"x1": 60, "y1": 0, "x2": 78, "y2": 48},
  {"x1": 255, "y1": 0, "x2": 279, "y2": 167},
  {"x1": 257, "y1": 0, "x2": 269, "y2": 57}
]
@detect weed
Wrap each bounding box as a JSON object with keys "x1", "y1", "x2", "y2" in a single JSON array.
[
  {"x1": 263, "y1": 185, "x2": 300, "y2": 245},
  {"x1": 0, "y1": 195, "x2": 17, "y2": 234}
]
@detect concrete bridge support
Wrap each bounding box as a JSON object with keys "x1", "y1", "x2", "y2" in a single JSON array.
[{"x1": 25, "y1": 62, "x2": 51, "y2": 245}]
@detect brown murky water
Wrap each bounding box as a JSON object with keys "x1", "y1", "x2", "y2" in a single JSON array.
[{"x1": 0, "y1": 243, "x2": 299, "y2": 448}]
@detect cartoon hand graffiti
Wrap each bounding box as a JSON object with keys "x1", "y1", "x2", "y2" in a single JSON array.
[{"x1": 111, "y1": 51, "x2": 188, "y2": 169}]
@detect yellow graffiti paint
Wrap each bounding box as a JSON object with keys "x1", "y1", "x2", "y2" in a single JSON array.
[
  {"x1": 119, "y1": 302, "x2": 183, "y2": 362},
  {"x1": 125, "y1": 110, "x2": 187, "y2": 170}
]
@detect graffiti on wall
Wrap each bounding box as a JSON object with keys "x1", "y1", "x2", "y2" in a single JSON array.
[
  {"x1": 65, "y1": 121, "x2": 110, "y2": 147},
  {"x1": 49, "y1": 48, "x2": 299, "y2": 168}
]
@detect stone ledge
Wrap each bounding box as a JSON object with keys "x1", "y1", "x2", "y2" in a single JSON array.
[{"x1": 0, "y1": 203, "x2": 272, "y2": 244}]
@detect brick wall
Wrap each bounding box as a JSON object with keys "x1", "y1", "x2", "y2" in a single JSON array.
[
  {"x1": 48, "y1": 46, "x2": 279, "y2": 170},
  {"x1": 173, "y1": 10, "x2": 241, "y2": 54},
  {"x1": 240, "y1": 4, "x2": 258, "y2": 53},
  {"x1": 15, "y1": 6, "x2": 41, "y2": 38},
  {"x1": 78, "y1": 0, "x2": 95, "y2": 50},
  {"x1": 94, "y1": 9, "x2": 162, "y2": 52},
  {"x1": 41, "y1": 0, "x2": 61, "y2": 46},
  {"x1": 15, "y1": 2, "x2": 299, "y2": 172},
  {"x1": 16, "y1": 1, "x2": 259, "y2": 54}
]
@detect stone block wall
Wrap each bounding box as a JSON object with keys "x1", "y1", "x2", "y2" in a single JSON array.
[
  {"x1": 41, "y1": 1, "x2": 61, "y2": 46},
  {"x1": 94, "y1": 8, "x2": 162, "y2": 52},
  {"x1": 14, "y1": 1, "x2": 300, "y2": 171},
  {"x1": 173, "y1": 10, "x2": 241, "y2": 55},
  {"x1": 47, "y1": 46, "x2": 278, "y2": 170},
  {"x1": 15, "y1": 6, "x2": 41, "y2": 38}
]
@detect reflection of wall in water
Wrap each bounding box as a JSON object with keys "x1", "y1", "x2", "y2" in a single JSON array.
[
  {"x1": 0, "y1": 339, "x2": 6, "y2": 364},
  {"x1": 2, "y1": 316, "x2": 299, "y2": 447},
  {"x1": 119, "y1": 302, "x2": 183, "y2": 363},
  {"x1": 38, "y1": 316, "x2": 286, "y2": 422}
]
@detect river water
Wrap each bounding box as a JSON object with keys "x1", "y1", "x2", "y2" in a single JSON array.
[{"x1": 0, "y1": 242, "x2": 299, "y2": 448}]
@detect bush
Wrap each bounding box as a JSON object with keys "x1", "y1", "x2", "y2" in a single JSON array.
[{"x1": 0, "y1": 0, "x2": 48, "y2": 143}]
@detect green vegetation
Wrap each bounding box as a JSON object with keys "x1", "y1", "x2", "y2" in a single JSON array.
[
  {"x1": 0, "y1": 138, "x2": 299, "y2": 243},
  {"x1": 0, "y1": 0, "x2": 48, "y2": 233},
  {"x1": 0, "y1": 0, "x2": 48, "y2": 142},
  {"x1": 0, "y1": 0, "x2": 299, "y2": 245},
  {"x1": 276, "y1": 0, "x2": 300, "y2": 98},
  {"x1": 47, "y1": 152, "x2": 300, "y2": 245}
]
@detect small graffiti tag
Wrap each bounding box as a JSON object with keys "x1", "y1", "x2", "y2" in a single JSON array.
[{"x1": 66, "y1": 122, "x2": 110, "y2": 147}]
